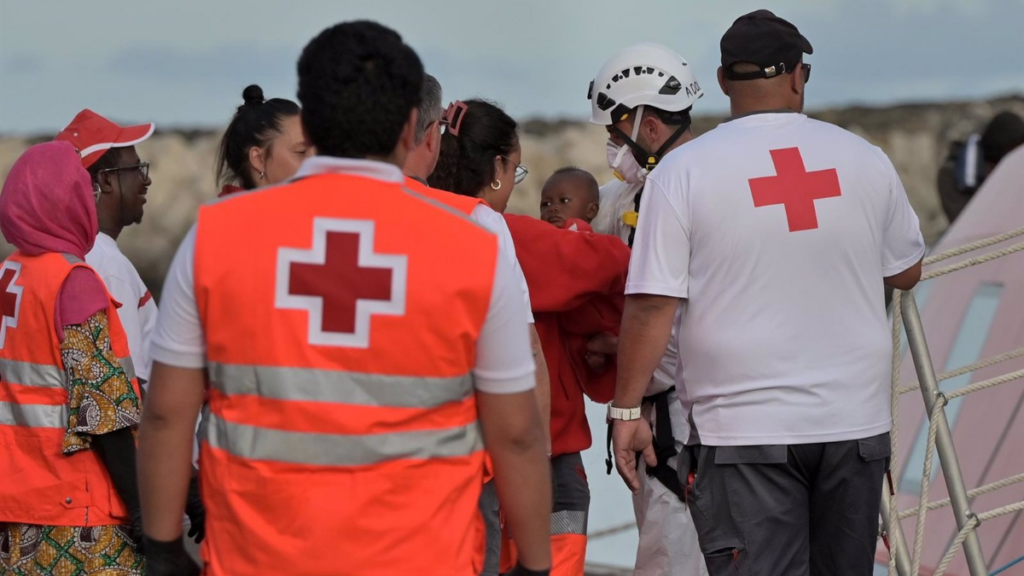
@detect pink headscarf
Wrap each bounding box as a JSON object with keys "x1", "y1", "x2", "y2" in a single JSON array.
[{"x1": 0, "y1": 141, "x2": 98, "y2": 259}]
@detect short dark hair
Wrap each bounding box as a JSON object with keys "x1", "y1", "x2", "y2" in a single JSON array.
[
  {"x1": 547, "y1": 166, "x2": 599, "y2": 204},
  {"x1": 217, "y1": 84, "x2": 301, "y2": 190},
  {"x1": 428, "y1": 99, "x2": 518, "y2": 197},
  {"x1": 87, "y1": 148, "x2": 122, "y2": 181},
  {"x1": 297, "y1": 21, "x2": 424, "y2": 159},
  {"x1": 415, "y1": 74, "x2": 443, "y2": 144}
]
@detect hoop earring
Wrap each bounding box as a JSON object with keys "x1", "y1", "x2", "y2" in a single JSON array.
[{"x1": 491, "y1": 180, "x2": 502, "y2": 190}]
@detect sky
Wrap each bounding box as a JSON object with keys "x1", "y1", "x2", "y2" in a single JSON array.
[{"x1": 1, "y1": 0, "x2": 1023, "y2": 136}]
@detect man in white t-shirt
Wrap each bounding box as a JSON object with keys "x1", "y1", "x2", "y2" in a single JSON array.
[
  {"x1": 54, "y1": 110, "x2": 159, "y2": 388},
  {"x1": 587, "y1": 43, "x2": 707, "y2": 576},
  {"x1": 402, "y1": 72, "x2": 550, "y2": 576},
  {"x1": 611, "y1": 10, "x2": 925, "y2": 576}
]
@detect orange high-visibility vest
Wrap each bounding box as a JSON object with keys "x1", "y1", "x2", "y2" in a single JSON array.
[
  {"x1": 0, "y1": 252, "x2": 140, "y2": 527},
  {"x1": 194, "y1": 170, "x2": 499, "y2": 576},
  {"x1": 404, "y1": 177, "x2": 484, "y2": 216}
]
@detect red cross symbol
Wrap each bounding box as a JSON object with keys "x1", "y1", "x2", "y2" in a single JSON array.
[
  {"x1": 276, "y1": 218, "x2": 407, "y2": 348},
  {"x1": 748, "y1": 147, "x2": 842, "y2": 232},
  {"x1": 0, "y1": 262, "x2": 24, "y2": 349}
]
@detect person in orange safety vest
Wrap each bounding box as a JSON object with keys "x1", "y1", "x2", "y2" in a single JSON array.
[
  {"x1": 0, "y1": 141, "x2": 146, "y2": 575},
  {"x1": 136, "y1": 21, "x2": 552, "y2": 576}
]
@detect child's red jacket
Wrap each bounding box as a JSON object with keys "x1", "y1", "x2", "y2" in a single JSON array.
[{"x1": 503, "y1": 214, "x2": 630, "y2": 457}]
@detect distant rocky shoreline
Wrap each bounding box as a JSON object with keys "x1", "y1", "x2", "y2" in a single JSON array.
[{"x1": 2, "y1": 94, "x2": 1022, "y2": 295}]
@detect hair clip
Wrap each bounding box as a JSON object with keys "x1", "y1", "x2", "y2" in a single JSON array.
[{"x1": 443, "y1": 101, "x2": 468, "y2": 137}]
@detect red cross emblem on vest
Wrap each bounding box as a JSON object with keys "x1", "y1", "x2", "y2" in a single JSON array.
[
  {"x1": 275, "y1": 218, "x2": 408, "y2": 348},
  {"x1": 0, "y1": 261, "x2": 24, "y2": 349},
  {"x1": 748, "y1": 147, "x2": 842, "y2": 232}
]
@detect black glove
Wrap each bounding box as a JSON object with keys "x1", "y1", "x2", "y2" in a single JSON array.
[
  {"x1": 144, "y1": 536, "x2": 201, "y2": 576},
  {"x1": 507, "y1": 563, "x2": 551, "y2": 576},
  {"x1": 184, "y1": 470, "x2": 206, "y2": 544},
  {"x1": 129, "y1": 507, "x2": 146, "y2": 554}
]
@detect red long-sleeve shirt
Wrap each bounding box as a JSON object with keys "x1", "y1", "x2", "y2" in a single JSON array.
[{"x1": 503, "y1": 214, "x2": 630, "y2": 456}]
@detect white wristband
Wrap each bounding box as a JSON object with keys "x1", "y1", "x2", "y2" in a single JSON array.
[{"x1": 608, "y1": 404, "x2": 642, "y2": 421}]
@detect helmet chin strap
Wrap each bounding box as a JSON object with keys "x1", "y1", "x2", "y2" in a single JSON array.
[{"x1": 610, "y1": 104, "x2": 691, "y2": 171}]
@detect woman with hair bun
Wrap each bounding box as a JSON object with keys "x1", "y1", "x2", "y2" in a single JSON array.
[{"x1": 216, "y1": 85, "x2": 311, "y2": 196}]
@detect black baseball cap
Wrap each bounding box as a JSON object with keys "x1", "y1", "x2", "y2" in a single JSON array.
[{"x1": 721, "y1": 9, "x2": 813, "y2": 81}]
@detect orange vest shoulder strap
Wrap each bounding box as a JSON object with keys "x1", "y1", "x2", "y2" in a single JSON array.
[{"x1": 403, "y1": 177, "x2": 483, "y2": 217}]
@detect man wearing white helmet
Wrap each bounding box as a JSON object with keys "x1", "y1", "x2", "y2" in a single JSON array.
[{"x1": 587, "y1": 43, "x2": 707, "y2": 576}]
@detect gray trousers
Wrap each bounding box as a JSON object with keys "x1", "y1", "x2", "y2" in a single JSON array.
[
  {"x1": 479, "y1": 480, "x2": 501, "y2": 576},
  {"x1": 688, "y1": 433, "x2": 890, "y2": 576}
]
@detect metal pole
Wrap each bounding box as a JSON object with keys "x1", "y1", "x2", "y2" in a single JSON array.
[
  {"x1": 880, "y1": 490, "x2": 914, "y2": 576},
  {"x1": 901, "y1": 293, "x2": 988, "y2": 576}
]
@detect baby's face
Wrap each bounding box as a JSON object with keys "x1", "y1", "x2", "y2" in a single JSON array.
[{"x1": 540, "y1": 177, "x2": 596, "y2": 227}]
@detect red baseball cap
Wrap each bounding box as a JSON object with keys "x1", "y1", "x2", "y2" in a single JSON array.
[{"x1": 54, "y1": 109, "x2": 155, "y2": 169}]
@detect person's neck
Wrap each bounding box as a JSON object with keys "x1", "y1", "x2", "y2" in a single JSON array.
[
  {"x1": 729, "y1": 99, "x2": 799, "y2": 118},
  {"x1": 660, "y1": 129, "x2": 695, "y2": 155},
  {"x1": 364, "y1": 152, "x2": 404, "y2": 168},
  {"x1": 98, "y1": 224, "x2": 122, "y2": 241},
  {"x1": 402, "y1": 166, "x2": 428, "y2": 183}
]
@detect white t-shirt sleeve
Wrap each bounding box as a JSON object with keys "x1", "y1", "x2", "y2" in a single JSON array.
[
  {"x1": 472, "y1": 244, "x2": 537, "y2": 394},
  {"x1": 469, "y1": 204, "x2": 535, "y2": 323},
  {"x1": 149, "y1": 225, "x2": 206, "y2": 369},
  {"x1": 877, "y1": 150, "x2": 927, "y2": 276},
  {"x1": 625, "y1": 176, "x2": 691, "y2": 298},
  {"x1": 137, "y1": 298, "x2": 158, "y2": 381},
  {"x1": 99, "y1": 275, "x2": 145, "y2": 373}
]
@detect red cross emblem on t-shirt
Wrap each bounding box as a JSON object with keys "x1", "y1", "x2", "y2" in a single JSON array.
[
  {"x1": 748, "y1": 147, "x2": 842, "y2": 232},
  {"x1": 0, "y1": 261, "x2": 24, "y2": 349},
  {"x1": 275, "y1": 218, "x2": 408, "y2": 348}
]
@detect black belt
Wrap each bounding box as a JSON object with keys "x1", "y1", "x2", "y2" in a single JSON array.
[{"x1": 605, "y1": 386, "x2": 686, "y2": 501}]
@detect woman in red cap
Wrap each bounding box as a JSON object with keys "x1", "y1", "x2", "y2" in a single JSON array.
[{"x1": 0, "y1": 141, "x2": 145, "y2": 575}]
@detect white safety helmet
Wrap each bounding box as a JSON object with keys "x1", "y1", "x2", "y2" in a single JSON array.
[{"x1": 588, "y1": 43, "x2": 703, "y2": 126}]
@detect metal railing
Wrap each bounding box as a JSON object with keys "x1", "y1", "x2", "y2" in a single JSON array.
[{"x1": 884, "y1": 226, "x2": 1024, "y2": 576}]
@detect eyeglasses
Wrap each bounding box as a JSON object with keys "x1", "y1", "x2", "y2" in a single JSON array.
[
  {"x1": 801, "y1": 63, "x2": 812, "y2": 84},
  {"x1": 98, "y1": 161, "x2": 150, "y2": 180},
  {"x1": 501, "y1": 156, "x2": 528, "y2": 185}
]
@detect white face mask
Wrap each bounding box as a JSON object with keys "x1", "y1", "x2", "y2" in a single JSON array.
[
  {"x1": 605, "y1": 105, "x2": 648, "y2": 185},
  {"x1": 606, "y1": 141, "x2": 646, "y2": 184}
]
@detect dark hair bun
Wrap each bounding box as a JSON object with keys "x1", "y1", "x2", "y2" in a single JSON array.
[{"x1": 242, "y1": 84, "x2": 265, "y2": 106}]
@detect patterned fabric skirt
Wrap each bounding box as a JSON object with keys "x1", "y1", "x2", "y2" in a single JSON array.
[{"x1": 0, "y1": 524, "x2": 143, "y2": 576}]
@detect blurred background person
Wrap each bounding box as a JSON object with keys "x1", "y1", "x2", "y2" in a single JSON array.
[
  {"x1": 937, "y1": 110, "x2": 1024, "y2": 224},
  {"x1": 217, "y1": 84, "x2": 311, "y2": 197}
]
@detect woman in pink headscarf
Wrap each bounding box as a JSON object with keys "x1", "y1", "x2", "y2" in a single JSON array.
[{"x1": 0, "y1": 141, "x2": 149, "y2": 575}]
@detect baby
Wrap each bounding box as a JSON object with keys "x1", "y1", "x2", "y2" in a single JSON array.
[{"x1": 539, "y1": 167, "x2": 600, "y2": 228}]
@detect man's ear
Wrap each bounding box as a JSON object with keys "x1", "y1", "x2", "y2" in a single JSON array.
[
  {"x1": 94, "y1": 171, "x2": 114, "y2": 195},
  {"x1": 398, "y1": 108, "x2": 419, "y2": 153},
  {"x1": 426, "y1": 120, "x2": 442, "y2": 154},
  {"x1": 641, "y1": 113, "x2": 662, "y2": 144},
  {"x1": 790, "y1": 67, "x2": 803, "y2": 96},
  {"x1": 718, "y1": 66, "x2": 729, "y2": 97}
]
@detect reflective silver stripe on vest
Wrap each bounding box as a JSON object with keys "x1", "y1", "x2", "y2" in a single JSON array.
[
  {"x1": 206, "y1": 412, "x2": 483, "y2": 466},
  {"x1": 550, "y1": 510, "x2": 588, "y2": 536},
  {"x1": 118, "y1": 356, "x2": 137, "y2": 382},
  {"x1": 61, "y1": 253, "x2": 84, "y2": 265},
  {"x1": 208, "y1": 362, "x2": 473, "y2": 409},
  {"x1": 0, "y1": 401, "x2": 66, "y2": 428},
  {"x1": 0, "y1": 359, "x2": 65, "y2": 389}
]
